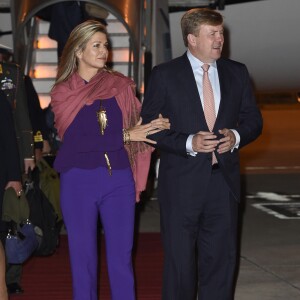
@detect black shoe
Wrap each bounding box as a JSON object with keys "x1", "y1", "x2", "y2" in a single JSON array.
[{"x1": 6, "y1": 282, "x2": 24, "y2": 295}]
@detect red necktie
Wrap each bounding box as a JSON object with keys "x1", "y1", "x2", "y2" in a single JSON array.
[{"x1": 202, "y1": 63, "x2": 217, "y2": 164}]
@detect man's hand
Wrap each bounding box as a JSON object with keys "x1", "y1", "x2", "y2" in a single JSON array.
[
  {"x1": 42, "y1": 140, "x2": 51, "y2": 155},
  {"x1": 35, "y1": 149, "x2": 43, "y2": 162},
  {"x1": 192, "y1": 131, "x2": 219, "y2": 153},
  {"x1": 217, "y1": 128, "x2": 236, "y2": 154},
  {"x1": 24, "y1": 158, "x2": 35, "y2": 174},
  {"x1": 5, "y1": 181, "x2": 23, "y2": 196}
]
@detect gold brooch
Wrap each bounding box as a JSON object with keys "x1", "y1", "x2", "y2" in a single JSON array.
[{"x1": 96, "y1": 101, "x2": 107, "y2": 135}]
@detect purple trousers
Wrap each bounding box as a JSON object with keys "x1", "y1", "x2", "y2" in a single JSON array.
[{"x1": 60, "y1": 166, "x2": 136, "y2": 300}]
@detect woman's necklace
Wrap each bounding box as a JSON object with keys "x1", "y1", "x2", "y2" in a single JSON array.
[
  {"x1": 96, "y1": 100, "x2": 108, "y2": 135},
  {"x1": 96, "y1": 100, "x2": 112, "y2": 175}
]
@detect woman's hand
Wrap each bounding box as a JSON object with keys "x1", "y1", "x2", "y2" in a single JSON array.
[
  {"x1": 128, "y1": 114, "x2": 170, "y2": 144},
  {"x1": 150, "y1": 114, "x2": 170, "y2": 130}
]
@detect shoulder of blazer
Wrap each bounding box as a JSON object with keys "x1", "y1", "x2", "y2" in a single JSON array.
[
  {"x1": 154, "y1": 52, "x2": 191, "y2": 75},
  {"x1": 217, "y1": 57, "x2": 247, "y2": 71},
  {"x1": 0, "y1": 61, "x2": 21, "y2": 73},
  {"x1": 0, "y1": 61, "x2": 23, "y2": 83},
  {"x1": 217, "y1": 57, "x2": 250, "y2": 83}
]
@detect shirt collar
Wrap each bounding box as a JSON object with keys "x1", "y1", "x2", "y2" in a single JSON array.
[{"x1": 187, "y1": 49, "x2": 217, "y2": 72}]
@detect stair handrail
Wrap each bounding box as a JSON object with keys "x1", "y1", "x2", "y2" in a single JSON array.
[{"x1": 10, "y1": 0, "x2": 143, "y2": 89}]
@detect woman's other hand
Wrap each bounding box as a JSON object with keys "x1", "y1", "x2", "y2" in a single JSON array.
[{"x1": 128, "y1": 114, "x2": 170, "y2": 144}]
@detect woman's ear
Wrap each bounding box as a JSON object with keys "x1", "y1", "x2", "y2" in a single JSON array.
[{"x1": 75, "y1": 48, "x2": 82, "y2": 60}]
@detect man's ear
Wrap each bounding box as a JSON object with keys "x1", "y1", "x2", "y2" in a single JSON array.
[{"x1": 187, "y1": 34, "x2": 196, "y2": 47}]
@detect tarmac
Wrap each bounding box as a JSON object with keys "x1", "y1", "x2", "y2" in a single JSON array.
[{"x1": 137, "y1": 173, "x2": 300, "y2": 300}]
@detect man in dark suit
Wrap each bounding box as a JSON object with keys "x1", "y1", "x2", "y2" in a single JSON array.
[
  {"x1": 0, "y1": 50, "x2": 35, "y2": 174},
  {"x1": 0, "y1": 89, "x2": 23, "y2": 300},
  {"x1": 1, "y1": 46, "x2": 35, "y2": 295},
  {"x1": 37, "y1": 1, "x2": 108, "y2": 60},
  {"x1": 24, "y1": 74, "x2": 51, "y2": 161},
  {"x1": 141, "y1": 8, "x2": 263, "y2": 300},
  {"x1": 0, "y1": 46, "x2": 51, "y2": 160}
]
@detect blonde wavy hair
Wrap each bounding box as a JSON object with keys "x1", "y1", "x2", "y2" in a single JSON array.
[{"x1": 53, "y1": 20, "x2": 109, "y2": 87}]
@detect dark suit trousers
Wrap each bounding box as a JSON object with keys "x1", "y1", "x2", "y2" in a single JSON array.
[{"x1": 160, "y1": 168, "x2": 238, "y2": 300}]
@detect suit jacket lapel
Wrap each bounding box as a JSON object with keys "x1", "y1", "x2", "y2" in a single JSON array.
[
  {"x1": 215, "y1": 59, "x2": 230, "y2": 128},
  {"x1": 179, "y1": 54, "x2": 207, "y2": 128},
  {"x1": 179, "y1": 54, "x2": 201, "y2": 104}
]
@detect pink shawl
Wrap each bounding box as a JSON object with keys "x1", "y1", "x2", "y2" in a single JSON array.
[{"x1": 50, "y1": 70, "x2": 153, "y2": 199}]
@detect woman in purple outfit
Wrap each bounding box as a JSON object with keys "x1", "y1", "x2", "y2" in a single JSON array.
[{"x1": 50, "y1": 20, "x2": 169, "y2": 300}]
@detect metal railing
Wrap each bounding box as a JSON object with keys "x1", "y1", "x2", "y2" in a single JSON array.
[{"x1": 10, "y1": 0, "x2": 144, "y2": 90}]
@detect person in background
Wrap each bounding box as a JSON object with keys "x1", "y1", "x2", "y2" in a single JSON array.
[
  {"x1": 141, "y1": 8, "x2": 263, "y2": 300},
  {"x1": 0, "y1": 46, "x2": 35, "y2": 174},
  {"x1": 50, "y1": 20, "x2": 169, "y2": 300},
  {"x1": 0, "y1": 44, "x2": 35, "y2": 295},
  {"x1": 37, "y1": 1, "x2": 108, "y2": 60},
  {"x1": 24, "y1": 74, "x2": 51, "y2": 161},
  {"x1": 0, "y1": 45, "x2": 51, "y2": 160},
  {"x1": 0, "y1": 89, "x2": 23, "y2": 300}
]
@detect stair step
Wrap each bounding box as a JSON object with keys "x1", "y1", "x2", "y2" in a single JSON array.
[
  {"x1": 36, "y1": 35, "x2": 57, "y2": 49},
  {"x1": 107, "y1": 13, "x2": 117, "y2": 20},
  {"x1": 110, "y1": 35, "x2": 130, "y2": 47},
  {"x1": 110, "y1": 64, "x2": 133, "y2": 75},
  {"x1": 106, "y1": 21, "x2": 127, "y2": 34},
  {"x1": 32, "y1": 78, "x2": 55, "y2": 94},
  {"x1": 110, "y1": 48, "x2": 131, "y2": 62},
  {"x1": 33, "y1": 64, "x2": 57, "y2": 78},
  {"x1": 35, "y1": 49, "x2": 58, "y2": 63},
  {"x1": 36, "y1": 33, "x2": 129, "y2": 49},
  {"x1": 38, "y1": 94, "x2": 51, "y2": 109},
  {"x1": 32, "y1": 62, "x2": 132, "y2": 79},
  {"x1": 37, "y1": 20, "x2": 49, "y2": 35},
  {"x1": 34, "y1": 47, "x2": 130, "y2": 64}
]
